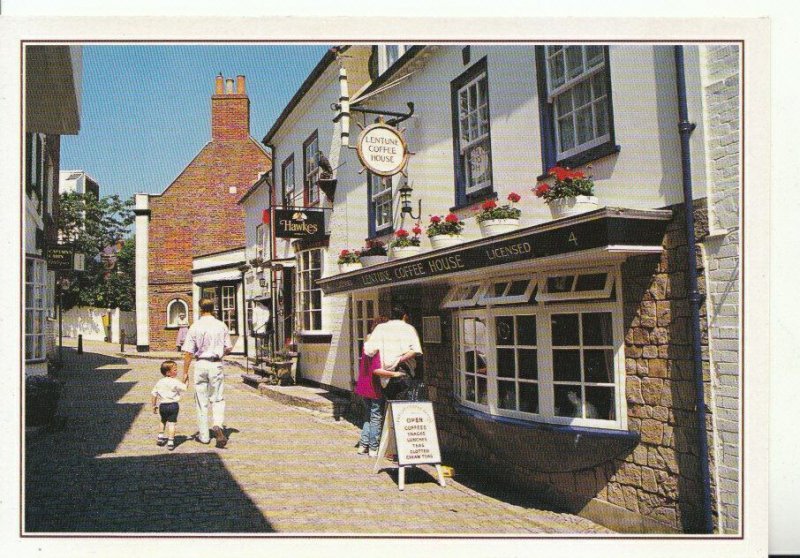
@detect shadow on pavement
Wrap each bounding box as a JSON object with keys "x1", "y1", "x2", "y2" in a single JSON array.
[{"x1": 25, "y1": 348, "x2": 274, "y2": 533}]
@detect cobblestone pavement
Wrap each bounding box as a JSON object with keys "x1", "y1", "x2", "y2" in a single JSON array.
[{"x1": 25, "y1": 345, "x2": 612, "y2": 535}]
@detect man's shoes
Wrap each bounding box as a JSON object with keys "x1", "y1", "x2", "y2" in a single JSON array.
[
  {"x1": 211, "y1": 426, "x2": 228, "y2": 448},
  {"x1": 357, "y1": 444, "x2": 368, "y2": 455},
  {"x1": 156, "y1": 436, "x2": 167, "y2": 446}
]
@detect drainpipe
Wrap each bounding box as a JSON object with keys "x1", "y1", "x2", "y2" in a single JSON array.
[{"x1": 674, "y1": 45, "x2": 713, "y2": 534}]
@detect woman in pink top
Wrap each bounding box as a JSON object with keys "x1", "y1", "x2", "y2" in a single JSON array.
[{"x1": 354, "y1": 316, "x2": 405, "y2": 457}]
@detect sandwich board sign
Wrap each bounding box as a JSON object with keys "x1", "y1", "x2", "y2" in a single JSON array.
[{"x1": 373, "y1": 400, "x2": 446, "y2": 490}]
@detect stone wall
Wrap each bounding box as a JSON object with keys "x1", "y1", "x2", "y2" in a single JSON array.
[
  {"x1": 701, "y1": 44, "x2": 741, "y2": 533},
  {"x1": 424, "y1": 201, "x2": 717, "y2": 533}
]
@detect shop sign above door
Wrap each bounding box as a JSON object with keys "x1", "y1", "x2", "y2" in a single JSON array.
[
  {"x1": 356, "y1": 123, "x2": 409, "y2": 176},
  {"x1": 273, "y1": 208, "x2": 325, "y2": 240},
  {"x1": 46, "y1": 245, "x2": 75, "y2": 272}
]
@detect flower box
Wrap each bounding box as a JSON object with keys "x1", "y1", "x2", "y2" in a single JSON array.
[
  {"x1": 339, "y1": 262, "x2": 363, "y2": 273},
  {"x1": 429, "y1": 234, "x2": 464, "y2": 250},
  {"x1": 360, "y1": 255, "x2": 389, "y2": 266},
  {"x1": 390, "y1": 245, "x2": 422, "y2": 260},
  {"x1": 478, "y1": 218, "x2": 520, "y2": 237},
  {"x1": 548, "y1": 195, "x2": 600, "y2": 219}
]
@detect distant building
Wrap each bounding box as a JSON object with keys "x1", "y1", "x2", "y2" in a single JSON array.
[
  {"x1": 24, "y1": 45, "x2": 83, "y2": 375},
  {"x1": 134, "y1": 74, "x2": 272, "y2": 352},
  {"x1": 59, "y1": 170, "x2": 100, "y2": 197}
]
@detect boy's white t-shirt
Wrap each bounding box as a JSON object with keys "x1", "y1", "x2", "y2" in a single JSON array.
[{"x1": 151, "y1": 377, "x2": 187, "y2": 403}]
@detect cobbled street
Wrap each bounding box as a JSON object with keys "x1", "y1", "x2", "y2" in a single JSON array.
[{"x1": 25, "y1": 343, "x2": 611, "y2": 535}]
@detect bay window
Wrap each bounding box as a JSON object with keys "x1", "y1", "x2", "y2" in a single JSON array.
[{"x1": 449, "y1": 267, "x2": 625, "y2": 429}]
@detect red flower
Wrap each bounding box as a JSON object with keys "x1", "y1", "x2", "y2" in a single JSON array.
[
  {"x1": 482, "y1": 199, "x2": 497, "y2": 211},
  {"x1": 395, "y1": 229, "x2": 409, "y2": 238},
  {"x1": 534, "y1": 183, "x2": 551, "y2": 198},
  {"x1": 507, "y1": 192, "x2": 521, "y2": 203},
  {"x1": 412, "y1": 226, "x2": 422, "y2": 235},
  {"x1": 548, "y1": 166, "x2": 572, "y2": 182},
  {"x1": 430, "y1": 215, "x2": 441, "y2": 224},
  {"x1": 340, "y1": 249, "x2": 350, "y2": 257},
  {"x1": 445, "y1": 213, "x2": 460, "y2": 224}
]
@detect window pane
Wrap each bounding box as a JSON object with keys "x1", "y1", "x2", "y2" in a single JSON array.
[
  {"x1": 558, "y1": 115, "x2": 575, "y2": 152},
  {"x1": 556, "y1": 92, "x2": 573, "y2": 116},
  {"x1": 495, "y1": 316, "x2": 514, "y2": 344},
  {"x1": 507, "y1": 280, "x2": 528, "y2": 297},
  {"x1": 493, "y1": 282, "x2": 508, "y2": 297},
  {"x1": 517, "y1": 315, "x2": 537, "y2": 345},
  {"x1": 465, "y1": 375, "x2": 476, "y2": 402},
  {"x1": 498, "y1": 380, "x2": 516, "y2": 410},
  {"x1": 595, "y1": 98, "x2": 609, "y2": 137},
  {"x1": 311, "y1": 290, "x2": 322, "y2": 311},
  {"x1": 566, "y1": 46, "x2": 584, "y2": 79},
  {"x1": 547, "y1": 275, "x2": 575, "y2": 294},
  {"x1": 586, "y1": 386, "x2": 615, "y2": 420},
  {"x1": 312, "y1": 311, "x2": 322, "y2": 330},
  {"x1": 575, "y1": 273, "x2": 608, "y2": 292},
  {"x1": 465, "y1": 350, "x2": 475, "y2": 373},
  {"x1": 477, "y1": 377, "x2": 487, "y2": 405},
  {"x1": 586, "y1": 46, "x2": 604, "y2": 67},
  {"x1": 584, "y1": 349, "x2": 614, "y2": 383},
  {"x1": 582, "y1": 312, "x2": 613, "y2": 345},
  {"x1": 518, "y1": 349, "x2": 538, "y2": 380},
  {"x1": 551, "y1": 314, "x2": 579, "y2": 346},
  {"x1": 519, "y1": 383, "x2": 539, "y2": 414},
  {"x1": 464, "y1": 285, "x2": 479, "y2": 300},
  {"x1": 573, "y1": 79, "x2": 592, "y2": 107},
  {"x1": 496, "y1": 348, "x2": 515, "y2": 378},
  {"x1": 548, "y1": 50, "x2": 565, "y2": 90},
  {"x1": 554, "y1": 385, "x2": 582, "y2": 417},
  {"x1": 553, "y1": 349, "x2": 581, "y2": 381},
  {"x1": 576, "y1": 106, "x2": 594, "y2": 145},
  {"x1": 592, "y1": 73, "x2": 606, "y2": 97}
]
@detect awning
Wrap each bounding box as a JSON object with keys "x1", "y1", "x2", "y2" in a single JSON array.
[{"x1": 317, "y1": 207, "x2": 672, "y2": 295}]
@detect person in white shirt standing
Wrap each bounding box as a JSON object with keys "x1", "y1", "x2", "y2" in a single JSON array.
[
  {"x1": 181, "y1": 298, "x2": 233, "y2": 447},
  {"x1": 150, "y1": 360, "x2": 187, "y2": 451},
  {"x1": 363, "y1": 303, "x2": 423, "y2": 400}
]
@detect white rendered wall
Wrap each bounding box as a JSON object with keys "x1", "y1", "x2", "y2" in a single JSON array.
[{"x1": 134, "y1": 193, "x2": 150, "y2": 349}]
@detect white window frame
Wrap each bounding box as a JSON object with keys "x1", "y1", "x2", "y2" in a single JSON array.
[
  {"x1": 545, "y1": 45, "x2": 611, "y2": 161},
  {"x1": 451, "y1": 266, "x2": 626, "y2": 430},
  {"x1": 221, "y1": 285, "x2": 237, "y2": 335},
  {"x1": 370, "y1": 173, "x2": 393, "y2": 233},
  {"x1": 25, "y1": 257, "x2": 47, "y2": 362},
  {"x1": 255, "y1": 224, "x2": 265, "y2": 261},
  {"x1": 441, "y1": 283, "x2": 486, "y2": 309},
  {"x1": 536, "y1": 267, "x2": 614, "y2": 302},
  {"x1": 303, "y1": 134, "x2": 320, "y2": 206},
  {"x1": 297, "y1": 248, "x2": 324, "y2": 333},
  {"x1": 351, "y1": 292, "x2": 379, "y2": 374},
  {"x1": 478, "y1": 277, "x2": 537, "y2": 306},
  {"x1": 282, "y1": 155, "x2": 296, "y2": 207},
  {"x1": 456, "y1": 72, "x2": 492, "y2": 195},
  {"x1": 166, "y1": 299, "x2": 189, "y2": 328},
  {"x1": 378, "y1": 44, "x2": 410, "y2": 74}
]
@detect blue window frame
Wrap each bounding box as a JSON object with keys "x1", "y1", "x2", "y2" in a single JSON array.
[
  {"x1": 451, "y1": 57, "x2": 493, "y2": 208},
  {"x1": 536, "y1": 45, "x2": 618, "y2": 171}
]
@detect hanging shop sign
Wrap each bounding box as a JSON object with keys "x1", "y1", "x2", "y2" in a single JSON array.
[
  {"x1": 356, "y1": 123, "x2": 409, "y2": 177},
  {"x1": 273, "y1": 208, "x2": 325, "y2": 240},
  {"x1": 46, "y1": 245, "x2": 75, "y2": 272},
  {"x1": 318, "y1": 209, "x2": 673, "y2": 295}
]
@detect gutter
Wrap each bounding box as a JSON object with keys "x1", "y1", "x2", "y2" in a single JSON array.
[{"x1": 674, "y1": 45, "x2": 714, "y2": 534}]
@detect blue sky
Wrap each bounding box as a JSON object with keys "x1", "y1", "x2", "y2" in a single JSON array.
[{"x1": 60, "y1": 44, "x2": 331, "y2": 201}]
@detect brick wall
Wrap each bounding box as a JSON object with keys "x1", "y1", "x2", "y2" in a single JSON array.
[
  {"x1": 701, "y1": 44, "x2": 741, "y2": 534},
  {"x1": 146, "y1": 78, "x2": 271, "y2": 350},
  {"x1": 424, "y1": 201, "x2": 716, "y2": 533}
]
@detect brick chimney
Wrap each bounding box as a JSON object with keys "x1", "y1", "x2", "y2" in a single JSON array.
[{"x1": 211, "y1": 73, "x2": 250, "y2": 141}]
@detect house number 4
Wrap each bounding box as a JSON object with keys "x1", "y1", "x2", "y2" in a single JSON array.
[{"x1": 568, "y1": 232, "x2": 579, "y2": 246}]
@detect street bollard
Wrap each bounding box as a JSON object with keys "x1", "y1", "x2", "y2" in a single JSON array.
[
  {"x1": 77, "y1": 334, "x2": 83, "y2": 354},
  {"x1": 120, "y1": 330, "x2": 126, "y2": 353}
]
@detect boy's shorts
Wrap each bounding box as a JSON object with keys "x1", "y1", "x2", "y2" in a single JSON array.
[{"x1": 159, "y1": 402, "x2": 179, "y2": 423}]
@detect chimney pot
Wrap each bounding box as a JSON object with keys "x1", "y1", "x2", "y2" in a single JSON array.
[
  {"x1": 215, "y1": 73, "x2": 224, "y2": 95},
  {"x1": 225, "y1": 78, "x2": 234, "y2": 94},
  {"x1": 236, "y1": 75, "x2": 246, "y2": 95}
]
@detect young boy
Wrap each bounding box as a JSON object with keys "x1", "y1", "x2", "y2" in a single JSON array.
[{"x1": 150, "y1": 360, "x2": 187, "y2": 451}]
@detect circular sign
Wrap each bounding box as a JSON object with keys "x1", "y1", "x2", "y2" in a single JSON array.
[{"x1": 356, "y1": 123, "x2": 409, "y2": 177}]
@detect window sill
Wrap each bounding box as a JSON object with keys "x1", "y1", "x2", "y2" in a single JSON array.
[
  {"x1": 454, "y1": 402, "x2": 639, "y2": 472},
  {"x1": 538, "y1": 142, "x2": 621, "y2": 180}
]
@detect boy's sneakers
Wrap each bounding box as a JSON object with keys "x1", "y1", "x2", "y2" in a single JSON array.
[
  {"x1": 368, "y1": 449, "x2": 378, "y2": 458},
  {"x1": 156, "y1": 435, "x2": 167, "y2": 447},
  {"x1": 211, "y1": 426, "x2": 228, "y2": 448},
  {"x1": 167, "y1": 439, "x2": 175, "y2": 451}
]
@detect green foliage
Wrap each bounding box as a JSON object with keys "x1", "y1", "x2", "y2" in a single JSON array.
[{"x1": 57, "y1": 192, "x2": 136, "y2": 311}]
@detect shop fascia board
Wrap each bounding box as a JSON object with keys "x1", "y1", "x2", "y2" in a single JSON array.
[{"x1": 317, "y1": 207, "x2": 671, "y2": 296}]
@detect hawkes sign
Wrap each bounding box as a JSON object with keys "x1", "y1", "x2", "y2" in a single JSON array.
[{"x1": 273, "y1": 208, "x2": 325, "y2": 240}]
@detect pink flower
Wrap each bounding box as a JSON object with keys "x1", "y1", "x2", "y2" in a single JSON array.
[
  {"x1": 340, "y1": 249, "x2": 350, "y2": 257},
  {"x1": 445, "y1": 213, "x2": 460, "y2": 224},
  {"x1": 430, "y1": 215, "x2": 441, "y2": 224},
  {"x1": 507, "y1": 192, "x2": 521, "y2": 203}
]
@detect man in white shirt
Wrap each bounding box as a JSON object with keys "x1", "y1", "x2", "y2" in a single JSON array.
[
  {"x1": 181, "y1": 298, "x2": 233, "y2": 447},
  {"x1": 363, "y1": 304, "x2": 423, "y2": 399}
]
